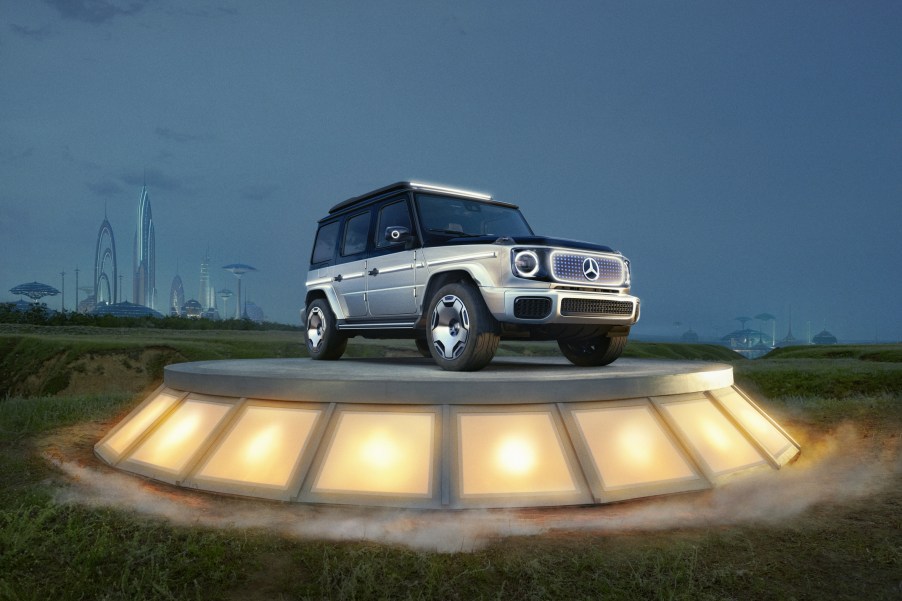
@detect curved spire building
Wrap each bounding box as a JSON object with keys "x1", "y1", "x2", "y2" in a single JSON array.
[
  {"x1": 133, "y1": 184, "x2": 156, "y2": 309},
  {"x1": 94, "y1": 215, "x2": 117, "y2": 305}
]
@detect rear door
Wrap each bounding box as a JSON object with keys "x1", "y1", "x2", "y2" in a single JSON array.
[{"x1": 332, "y1": 209, "x2": 372, "y2": 318}]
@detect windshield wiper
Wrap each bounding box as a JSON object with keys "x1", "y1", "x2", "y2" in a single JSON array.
[{"x1": 427, "y1": 228, "x2": 482, "y2": 238}]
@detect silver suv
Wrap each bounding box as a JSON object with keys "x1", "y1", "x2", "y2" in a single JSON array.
[{"x1": 304, "y1": 182, "x2": 640, "y2": 371}]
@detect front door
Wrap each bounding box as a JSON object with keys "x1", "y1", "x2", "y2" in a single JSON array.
[{"x1": 366, "y1": 197, "x2": 419, "y2": 317}]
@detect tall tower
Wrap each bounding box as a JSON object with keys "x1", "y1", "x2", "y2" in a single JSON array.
[
  {"x1": 199, "y1": 249, "x2": 216, "y2": 312},
  {"x1": 94, "y1": 214, "x2": 117, "y2": 306},
  {"x1": 133, "y1": 184, "x2": 156, "y2": 308}
]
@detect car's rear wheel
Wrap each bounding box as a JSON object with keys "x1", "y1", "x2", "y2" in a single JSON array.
[
  {"x1": 305, "y1": 299, "x2": 347, "y2": 360},
  {"x1": 426, "y1": 282, "x2": 499, "y2": 371},
  {"x1": 558, "y1": 335, "x2": 626, "y2": 367}
]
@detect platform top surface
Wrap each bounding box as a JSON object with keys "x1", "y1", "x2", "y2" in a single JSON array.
[{"x1": 163, "y1": 357, "x2": 734, "y2": 405}]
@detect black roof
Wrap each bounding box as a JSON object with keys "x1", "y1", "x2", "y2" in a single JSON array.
[{"x1": 328, "y1": 181, "x2": 518, "y2": 215}]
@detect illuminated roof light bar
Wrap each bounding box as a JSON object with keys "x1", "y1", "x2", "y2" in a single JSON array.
[{"x1": 409, "y1": 181, "x2": 493, "y2": 201}]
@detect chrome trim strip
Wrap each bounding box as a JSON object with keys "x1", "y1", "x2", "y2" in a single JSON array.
[
  {"x1": 377, "y1": 264, "x2": 414, "y2": 275},
  {"x1": 306, "y1": 277, "x2": 331, "y2": 286},
  {"x1": 340, "y1": 272, "x2": 366, "y2": 281},
  {"x1": 337, "y1": 321, "x2": 417, "y2": 330},
  {"x1": 428, "y1": 251, "x2": 497, "y2": 267}
]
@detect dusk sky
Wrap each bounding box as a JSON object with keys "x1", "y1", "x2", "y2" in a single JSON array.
[{"x1": 2, "y1": 1, "x2": 900, "y2": 341}]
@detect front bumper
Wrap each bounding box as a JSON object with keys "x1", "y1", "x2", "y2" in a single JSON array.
[{"x1": 480, "y1": 286, "x2": 640, "y2": 326}]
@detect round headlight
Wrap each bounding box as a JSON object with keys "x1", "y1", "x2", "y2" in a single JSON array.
[{"x1": 513, "y1": 250, "x2": 539, "y2": 278}]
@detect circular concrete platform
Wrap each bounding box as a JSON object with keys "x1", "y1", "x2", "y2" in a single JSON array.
[
  {"x1": 96, "y1": 358, "x2": 799, "y2": 509},
  {"x1": 163, "y1": 357, "x2": 735, "y2": 405}
]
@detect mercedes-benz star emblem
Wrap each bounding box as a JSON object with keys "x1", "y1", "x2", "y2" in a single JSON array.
[{"x1": 582, "y1": 257, "x2": 600, "y2": 281}]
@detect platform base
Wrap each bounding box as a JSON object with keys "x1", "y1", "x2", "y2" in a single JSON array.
[{"x1": 95, "y1": 358, "x2": 799, "y2": 509}]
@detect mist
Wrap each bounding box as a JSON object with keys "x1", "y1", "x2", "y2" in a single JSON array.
[{"x1": 47, "y1": 423, "x2": 900, "y2": 553}]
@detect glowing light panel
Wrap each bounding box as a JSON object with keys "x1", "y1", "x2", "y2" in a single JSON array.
[
  {"x1": 127, "y1": 398, "x2": 231, "y2": 473},
  {"x1": 195, "y1": 406, "x2": 320, "y2": 488},
  {"x1": 459, "y1": 413, "x2": 576, "y2": 495},
  {"x1": 314, "y1": 412, "x2": 434, "y2": 496},
  {"x1": 713, "y1": 389, "x2": 795, "y2": 459},
  {"x1": 660, "y1": 398, "x2": 765, "y2": 475},
  {"x1": 574, "y1": 405, "x2": 696, "y2": 488},
  {"x1": 103, "y1": 391, "x2": 180, "y2": 455}
]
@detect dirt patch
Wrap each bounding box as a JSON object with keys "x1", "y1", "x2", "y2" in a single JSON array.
[{"x1": 60, "y1": 349, "x2": 172, "y2": 396}]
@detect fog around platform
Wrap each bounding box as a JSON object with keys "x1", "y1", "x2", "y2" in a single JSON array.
[
  {"x1": 50, "y1": 422, "x2": 899, "y2": 552},
  {"x1": 2, "y1": 2, "x2": 901, "y2": 341}
]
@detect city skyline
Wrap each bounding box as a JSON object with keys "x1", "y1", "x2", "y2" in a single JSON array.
[{"x1": 2, "y1": 2, "x2": 901, "y2": 340}]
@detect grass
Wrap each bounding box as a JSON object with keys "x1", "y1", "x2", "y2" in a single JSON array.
[{"x1": 0, "y1": 331, "x2": 900, "y2": 599}]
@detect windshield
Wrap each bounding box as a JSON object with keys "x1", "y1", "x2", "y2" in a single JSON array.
[{"x1": 415, "y1": 193, "x2": 533, "y2": 240}]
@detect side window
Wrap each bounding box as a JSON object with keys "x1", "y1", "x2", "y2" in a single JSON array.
[
  {"x1": 341, "y1": 211, "x2": 371, "y2": 256},
  {"x1": 311, "y1": 221, "x2": 339, "y2": 264},
  {"x1": 375, "y1": 199, "x2": 413, "y2": 248}
]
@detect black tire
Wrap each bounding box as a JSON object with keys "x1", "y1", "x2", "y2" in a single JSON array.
[
  {"x1": 426, "y1": 282, "x2": 500, "y2": 371},
  {"x1": 305, "y1": 299, "x2": 347, "y2": 360},
  {"x1": 558, "y1": 335, "x2": 626, "y2": 367},
  {"x1": 414, "y1": 337, "x2": 433, "y2": 358}
]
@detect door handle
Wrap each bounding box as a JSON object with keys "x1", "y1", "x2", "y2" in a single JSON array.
[
  {"x1": 368, "y1": 268, "x2": 379, "y2": 276},
  {"x1": 333, "y1": 274, "x2": 343, "y2": 282}
]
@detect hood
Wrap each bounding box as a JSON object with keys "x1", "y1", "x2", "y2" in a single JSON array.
[{"x1": 444, "y1": 235, "x2": 616, "y2": 254}]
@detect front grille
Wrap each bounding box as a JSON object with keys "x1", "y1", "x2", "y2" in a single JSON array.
[
  {"x1": 514, "y1": 297, "x2": 552, "y2": 319},
  {"x1": 560, "y1": 298, "x2": 634, "y2": 316},
  {"x1": 552, "y1": 253, "x2": 624, "y2": 285}
]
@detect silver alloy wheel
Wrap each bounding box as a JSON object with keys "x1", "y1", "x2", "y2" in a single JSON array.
[
  {"x1": 430, "y1": 294, "x2": 470, "y2": 359},
  {"x1": 306, "y1": 306, "x2": 325, "y2": 351}
]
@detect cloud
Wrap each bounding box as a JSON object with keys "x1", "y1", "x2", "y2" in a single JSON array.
[
  {"x1": 44, "y1": 0, "x2": 149, "y2": 25},
  {"x1": 86, "y1": 180, "x2": 123, "y2": 198},
  {"x1": 240, "y1": 184, "x2": 279, "y2": 201},
  {"x1": 120, "y1": 168, "x2": 185, "y2": 193},
  {"x1": 154, "y1": 127, "x2": 214, "y2": 144},
  {"x1": 9, "y1": 23, "x2": 54, "y2": 40}
]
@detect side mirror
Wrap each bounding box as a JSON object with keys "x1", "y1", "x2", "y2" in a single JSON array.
[{"x1": 384, "y1": 226, "x2": 412, "y2": 244}]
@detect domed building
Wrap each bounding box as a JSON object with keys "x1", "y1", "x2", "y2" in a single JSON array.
[
  {"x1": 182, "y1": 299, "x2": 203, "y2": 319},
  {"x1": 812, "y1": 329, "x2": 838, "y2": 345},
  {"x1": 90, "y1": 301, "x2": 163, "y2": 318}
]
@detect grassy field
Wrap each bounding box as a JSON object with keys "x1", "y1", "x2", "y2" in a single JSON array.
[{"x1": 0, "y1": 327, "x2": 900, "y2": 600}]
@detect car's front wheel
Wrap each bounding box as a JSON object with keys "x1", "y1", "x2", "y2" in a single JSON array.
[
  {"x1": 305, "y1": 299, "x2": 347, "y2": 360},
  {"x1": 558, "y1": 335, "x2": 626, "y2": 367},
  {"x1": 426, "y1": 282, "x2": 500, "y2": 371}
]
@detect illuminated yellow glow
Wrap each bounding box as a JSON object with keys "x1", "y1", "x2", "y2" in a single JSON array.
[
  {"x1": 496, "y1": 437, "x2": 535, "y2": 474},
  {"x1": 104, "y1": 391, "x2": 180, "y2": 455},
  {"x1": 661, "y1": 397, "x2": 765, "y2": 475},
  {"x1": 196, "y1": 406, "x2": 319, "y2": 488},
  {"x1": 459, "y1": 412, "x2": 576, "y2": 495},
  {"x1": 574, "y1": 405, "x2": 696, "y2": 488},
  {"x1": 713, "y1": 389, "x2": 793, "y2": 458},
  {"x1": 127, "y1": 398, "x2": 231, "y2": 473},
  {"x1": 314, "y1": 412, "x2": 434, "y2": 495}
]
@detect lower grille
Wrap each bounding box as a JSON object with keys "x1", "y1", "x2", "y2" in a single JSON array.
[
  {"x1": 514, "y1": 297, "x2": 552, "y2": 319},
  {"x1": 560, "y1": 298, "x2": 634, "y2": 316}
]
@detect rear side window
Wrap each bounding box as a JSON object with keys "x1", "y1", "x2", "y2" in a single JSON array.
[
  {"x1": 311, "y1": 221, "x2": 339, "y2": 264},
  {"x1": 342, "y1": 211, "x2": 371, "y2": 256}
]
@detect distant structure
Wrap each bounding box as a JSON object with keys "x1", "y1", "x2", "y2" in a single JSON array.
[
  {"x1": 198, "y1": 250, "x2": 217, "y2": 317},
  {"x1": 133, "y1": 184, "x2": 156, "y2": 310},
  {"x1": 218, "y1": 288, "x2": 233, "y2": 319},
  {"x1": 244, "y1": 300, "x2": 264, "y2": 323},
  {"x1": 812, "y1": 329, "x2": 838, "y2": 345},
  {"x1": 170, "y1": 275, "x2": 185, "y2": 317},
  {"x1": 90, "y1": 301, "x2": 163, "y2": 319},
  {"x1": 680, "y1": 328, "x2": 699, "y2": 343},
  {"x1": 222, "y1": 263, "x2": 257, "y2": 319},
  {"x1": 182, "y1": 299, "x2": 203, "y2": 318},
  {"x1": 780, "y1": 306, "x2": 798, "y2": 346},
  {"x1": 94, "y1": 214, "x2": 117, "y2": 306}
]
